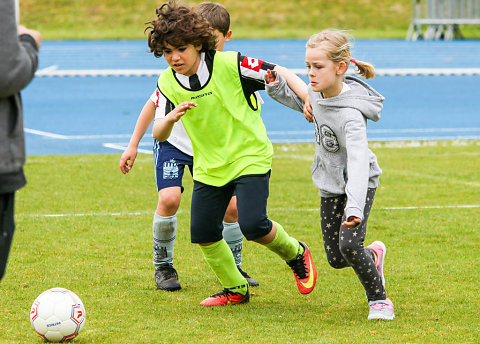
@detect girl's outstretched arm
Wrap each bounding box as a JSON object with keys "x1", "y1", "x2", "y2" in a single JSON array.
[
  {"x1": 265, "y1": 69, "x2": 305, "y2": 113},
  {"x1": 266, "y1": 67, "x2": 313, "y2": 123},
  {"x1": 273, "y1": 65, "x2": 308, "y2": 102}
]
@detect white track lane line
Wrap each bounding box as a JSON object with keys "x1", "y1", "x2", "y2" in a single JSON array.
[{"x1": 34, "y1": 68, "x2": 480, "y2": 77}]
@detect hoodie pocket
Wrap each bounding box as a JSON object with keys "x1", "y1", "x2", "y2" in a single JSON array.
[{"x1": 311, "y1": 157, "x2": 346, "y2": 194}]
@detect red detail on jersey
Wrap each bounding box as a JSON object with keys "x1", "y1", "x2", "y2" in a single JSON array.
[
  {"x1": 241, "y1": 56, "x2": 263, "y2": 72},
  {"x1": 155, "y1": 90, "x2": 160, "y2": 108}
]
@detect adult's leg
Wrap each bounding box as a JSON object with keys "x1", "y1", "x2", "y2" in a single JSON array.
[{"x1": 0, "y1": 193, "x2": 15, "y2": 280}]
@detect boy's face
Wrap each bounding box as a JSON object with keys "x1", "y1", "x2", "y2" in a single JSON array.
[
  {"x1": 212, "y1": 29, "x2": 232, "y2": 52},
  {"x1": 163, "y1": 43, "x2": 202, "y2": 77}
]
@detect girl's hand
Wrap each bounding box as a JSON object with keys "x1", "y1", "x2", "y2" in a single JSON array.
[
  {"x1": 342, "y1": 216, "x2": 361, "y2": 229},
  {"x1": 265, "y1": 69, "x2": 279, "y2": 85},
  {"x1": 303, "y1": 97, "x2": 313, "y2": 123},
  {"x1": 167, "y1": 101, "x2": 197, "y2": 122}
]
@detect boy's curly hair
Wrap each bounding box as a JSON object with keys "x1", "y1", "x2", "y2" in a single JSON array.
[{"x1": 146, "y1": 1, "x2": 217, "y2": 58}]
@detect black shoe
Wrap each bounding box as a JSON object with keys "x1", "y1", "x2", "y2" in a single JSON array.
[
  {"x1": 155, "y1": 264, "x2": 181, "y2": 291},
  {"x1": 238, "y1": 267, "x2": 259, "y2": 287}
]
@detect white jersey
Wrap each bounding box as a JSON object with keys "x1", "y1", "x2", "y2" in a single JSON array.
[
  {"x1": 150, "y1": 89, "x2": 193, "y2": 156},
  {"x1": 151, "y1": 51, "x2": 273, "y2": 157}
]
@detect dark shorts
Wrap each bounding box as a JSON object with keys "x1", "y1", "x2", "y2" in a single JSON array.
[
  {"x1": 153, "y1": 140, "x2": 193, "y2": 192},
  {"x1": 190, "y1": 172, "x2": 272, "y2": 243}
]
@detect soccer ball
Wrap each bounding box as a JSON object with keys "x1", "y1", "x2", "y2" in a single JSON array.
[{"x1": 30, "y1": 287, "x2": 86, "y2": 342}]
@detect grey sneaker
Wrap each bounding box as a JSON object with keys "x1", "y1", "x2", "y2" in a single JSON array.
[
  {"x1": 155, "y1": 264, "x2": 181, "y2": 291},
  {"x1": 238, "y1": 267, "x2": 259, "y2": 287},
  {"x1": 368, "y1": 298, "x2": 395, "y2": 320}
]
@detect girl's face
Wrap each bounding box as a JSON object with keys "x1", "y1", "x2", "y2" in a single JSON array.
[
  {"x1": 163, "y1": 43, "x2": 202, "y2": 77},
  {"x1": 305, "y1": 47, "x2": 346, "y2": 98}
]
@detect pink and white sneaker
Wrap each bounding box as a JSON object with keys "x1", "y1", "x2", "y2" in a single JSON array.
[
  {"x1": 368, "y1": 298, "x2": 395, "y2": 320},
  {"x1": 367, "y1": 241, "x2": 386, "y2": 287}
]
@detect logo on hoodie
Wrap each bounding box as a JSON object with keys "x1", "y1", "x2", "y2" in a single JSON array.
[{"x1": 319, "y1": 125, "x2": 339, "y2": 153}]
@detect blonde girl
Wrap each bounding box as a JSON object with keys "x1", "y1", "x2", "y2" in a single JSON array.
[{"x1": 265, "y1": 29, "x2": 394, "y2": 320}]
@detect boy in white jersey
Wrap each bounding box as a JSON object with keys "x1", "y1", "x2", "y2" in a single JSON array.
[
  {"x1": 119, "y1": 2, "x2": 258, "y2": 291},
  {"x1": 148, "y1": 1, "x2": 317, "y2": 306}
]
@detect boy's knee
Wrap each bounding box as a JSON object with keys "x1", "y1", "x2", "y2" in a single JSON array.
[
  {"x1": 157, "y1": 190, "x2": 181, "y2": 215},
  {"x1": 223, "y1": 196, "x2": 238, "y2": 223},
  {"x1": 223, "y1": 206, "x2": 238, "y2": 223}
]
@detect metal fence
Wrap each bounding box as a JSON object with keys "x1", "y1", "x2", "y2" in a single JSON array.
[{"x1": 407, "y1": 0, "x2": 480, "y2": 40}]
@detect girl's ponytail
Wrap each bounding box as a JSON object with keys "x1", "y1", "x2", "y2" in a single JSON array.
[{"x1": 350, "y1": 58, "x2": 376, "y2": 79}]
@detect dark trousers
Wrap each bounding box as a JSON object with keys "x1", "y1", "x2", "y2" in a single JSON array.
[
  {"x1": 320, "y1": 188, "x2": 386, "y2": 301},
  {"x1": 0, "y1": 192, "x2": 15, "y2": 280}
]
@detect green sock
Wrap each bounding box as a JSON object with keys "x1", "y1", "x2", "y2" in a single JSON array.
[
  {"x1": 264, "y1": 221, "x2": 302, "y2": 261},
  {"x1": 200, "y1": 240, "x2": 248, "y2": 295}
]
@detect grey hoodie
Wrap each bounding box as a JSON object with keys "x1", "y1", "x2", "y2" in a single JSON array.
[
  {"x1": 0, "y1": 0, "x2": 39, "y2": 193},
  {"x1": 266, "y1": 75, "x2": 383, "y2": 220}
]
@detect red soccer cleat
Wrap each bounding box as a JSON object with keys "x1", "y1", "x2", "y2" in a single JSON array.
[
  {"x1": 200, "y1": 288, "x2": 250, "y2": 306},
  {"x1": 287, "y1": 241, "x2": 317, "y2": 294}
]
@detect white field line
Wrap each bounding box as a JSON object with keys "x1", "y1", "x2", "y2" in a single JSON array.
[
  {"x1": 368, "y1": 128, "x2": 480, "y2": 134},
  {"x1": 25, "y1": 129, "x2": 133, "y2": 140},
  {"x1": 16, "y1": 204, "x2": 480, "y2": 218},
  {"x1": 368, "y1": 135, "x2": 480, "y2": 141},
  {"x1": 103, "y1": 143, "x2": 153, "y2": 154},
  {"x1": 38, "y1": 65, "x2": 59, "y2": 72},
  {"x1": 17, "y1": 211, "x2": 153, "y2": 218},
  {"x1": 34, "y1": 68, "x2": 480, "y2": 77},
  {"x1": 396, "y1": 170, "x2": 480, "y2": 188},
  {"x1": 24, "y1": 128, "x2": 69, "y2": 139}
]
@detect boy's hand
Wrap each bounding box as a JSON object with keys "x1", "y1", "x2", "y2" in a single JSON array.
[
  {"x1": 167, "y1": 101, "x2": 197, "y2": 122},
  {"x1": 342, "y1": 216, "x2": 361, "y2": 229},
  {"x1": 303, "y1": 97, "x2": 314, "y2": 123},
  {"x1": 265, "y1": 69, "x2": 278, "y2": 85},
  {"x1": 119, "y1": 146, "x2": 137, "y2": 174}
]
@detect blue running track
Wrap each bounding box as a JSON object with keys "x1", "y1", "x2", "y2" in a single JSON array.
[{"x1": 22, "y1": 39, "x2": 480, "y2": 155}]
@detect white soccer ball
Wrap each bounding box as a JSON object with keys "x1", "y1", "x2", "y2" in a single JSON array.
[{"x1": 30, "y1": 287, "x2": 86, "y2": 342}]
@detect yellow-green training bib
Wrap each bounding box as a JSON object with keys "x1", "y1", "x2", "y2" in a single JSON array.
[{"x1": 158, "y1": 51, "x2": 273, "y2": 187}]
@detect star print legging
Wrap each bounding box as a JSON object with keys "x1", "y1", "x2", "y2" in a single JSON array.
[{"x1": 320, "y1": 188, "x2": 386, "y2": 302}]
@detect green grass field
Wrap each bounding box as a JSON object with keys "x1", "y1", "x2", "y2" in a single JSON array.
[
  {"x1": 1, "y1": 141, "x2": 479, "y2": 343},
  {"x1": 19, "y1": 0, "x2": 480, "y2": 39}
]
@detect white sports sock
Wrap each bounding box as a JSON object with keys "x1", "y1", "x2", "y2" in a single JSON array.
[
  {"x1": 152, "y1": 213, "x2": 177, "y2": 269},
  {"x1": 222, "y1": 221, "x2": 243, "y2": 267}
]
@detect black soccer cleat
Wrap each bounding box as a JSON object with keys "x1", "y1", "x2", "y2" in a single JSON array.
[
  {"x1": 238, "y1": 267, "x2": 259, "y2": 287},
  {"x1": 155, "y1": 264, "x2": 181, "y2": 291}
]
